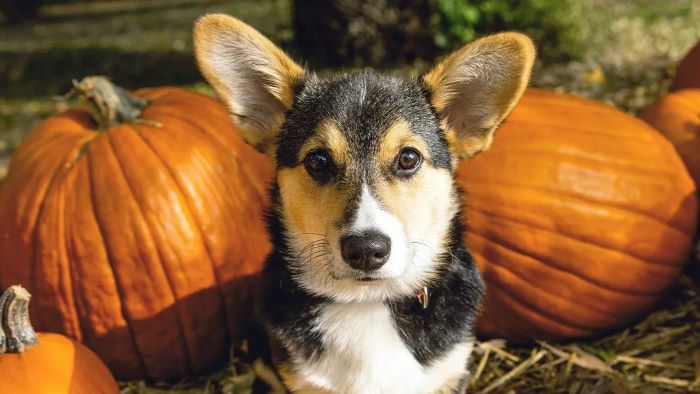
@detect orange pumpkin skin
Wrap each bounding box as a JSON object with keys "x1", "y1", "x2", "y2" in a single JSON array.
[
  {"x1": 640, "y1": 89, "x2": 700, "y2": 188},
  {"x1": 0, "y1": 333, "x2": 119, "y2": 394},
  {"x1": 0, "y1": 87, "x2": 273, "y2": 380},
  {"x1": 458, "y1": 89, "x2": 697, "y2": 342},
  {"x1": 672, "y1": 41, "x2": 700, "y2": 90}
]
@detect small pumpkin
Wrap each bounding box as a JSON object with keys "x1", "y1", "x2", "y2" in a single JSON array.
[
  {"x1": 672, "y1": 40, "x2": 700, "y2": 90},
  {"x1": 0, "y1": 77, "x2": 273, "y2": 380},
  {"x1": 0, "y1": 286, "x2": 119, "y2": 394},
  {"x1": 640, "y1": 89, "x2": 700, "y2": 188},
  {"x1": 458, "y1": 88, "x2": 697, "y2": 342}
]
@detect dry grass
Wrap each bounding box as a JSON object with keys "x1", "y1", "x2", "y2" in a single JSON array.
[{"x1": 465, "y1": 273, "x2": 700, "y2": 394}]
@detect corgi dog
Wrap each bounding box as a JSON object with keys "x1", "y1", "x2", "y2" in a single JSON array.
[{"x1": 194, "y1": 14, "x2": 534, "y2": 394}]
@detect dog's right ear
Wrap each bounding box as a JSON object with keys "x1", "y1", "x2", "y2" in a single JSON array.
[{"x1": 194, "y1": 14, "x2": 304, "y2": 152}]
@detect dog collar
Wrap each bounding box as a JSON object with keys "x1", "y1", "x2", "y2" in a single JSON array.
[{"x1": 417, "y1": 286, "x2": 429, "y2": 309}]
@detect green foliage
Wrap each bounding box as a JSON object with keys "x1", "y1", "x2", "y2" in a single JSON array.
[{"x1": 432, "y1": 0, "x2": 584, "y2": 62}]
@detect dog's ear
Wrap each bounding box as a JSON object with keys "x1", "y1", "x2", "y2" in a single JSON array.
[
  {"x1": 423, "y1": 32, "x2": 535, "y2": 159},
  {"x1": 194, "y1": 14, "x2": 304, "y2": 152}
]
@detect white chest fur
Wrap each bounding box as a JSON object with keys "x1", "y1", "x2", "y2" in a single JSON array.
[{"x1": 284, "y1": 302, "x2": 473, "y2": 394}]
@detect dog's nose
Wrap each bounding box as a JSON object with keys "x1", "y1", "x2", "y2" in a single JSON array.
[{"x1": 340, "y1": 230, "x2": 391, "y2": 272}]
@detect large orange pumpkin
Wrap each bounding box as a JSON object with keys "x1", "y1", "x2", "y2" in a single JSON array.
[
  {"x1": 458, "y1": 88, "x2": 697, "y2": 342},
  {"x1": 0, "y1": 286, "x2": 119, "y2": 394},
  {"x1": 0, "y1": 77, "x2": 273, "y2": 380},
  {"x1": 640, "y1": 89, "x2": 700, "y2": 188},
  {"x1": 672, "y1": 40, "x2": 700, "y2": 90}
]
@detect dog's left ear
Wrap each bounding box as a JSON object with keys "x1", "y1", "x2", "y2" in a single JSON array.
[
  {"x1": 423, "y1": 32, "x2": 535, "y2": 159},
  {"x1": 194, "y1": 14, "x2": 304, "y2": 153}
]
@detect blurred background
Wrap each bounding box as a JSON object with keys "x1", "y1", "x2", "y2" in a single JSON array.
[{"x1": 1, "y1": 0, "x2": 699, "y2": 168}]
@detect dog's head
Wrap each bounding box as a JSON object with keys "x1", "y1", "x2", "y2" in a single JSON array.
[{"x1": 194, "y1": 15, "x2": 534, "y2": 303}]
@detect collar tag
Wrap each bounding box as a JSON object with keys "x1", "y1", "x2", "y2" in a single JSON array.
[{"x1": 417, "y1": 286, "x2": 429, "y2": 309}]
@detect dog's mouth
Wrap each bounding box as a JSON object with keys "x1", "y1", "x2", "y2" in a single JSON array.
[
  {"x1": 329, "y1": 269, "x2": 385, "y2": 283},
  {"x1": 344, "y1": 270, "x2": 389, "y2": 283}
]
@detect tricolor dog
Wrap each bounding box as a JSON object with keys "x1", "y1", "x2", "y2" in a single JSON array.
[{"x1": 194, "y1": 15, "x2": 534, "y2": 394}]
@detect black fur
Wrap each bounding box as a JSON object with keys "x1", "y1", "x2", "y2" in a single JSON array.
[{"x1": 276, "y1": 72, "x2": 453, "y2": 171}]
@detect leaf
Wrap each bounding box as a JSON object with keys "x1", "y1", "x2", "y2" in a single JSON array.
[{"x1": 564, "y1": 345, "x2": 615, "y2": 373}]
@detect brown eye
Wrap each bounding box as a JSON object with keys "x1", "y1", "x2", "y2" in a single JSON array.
[
  {"x1": 304, "y1": 150, "x2": 335, "y2": 183},
  {"x1": 396, "y1": 148, "x2": 422, "y2": 175}
]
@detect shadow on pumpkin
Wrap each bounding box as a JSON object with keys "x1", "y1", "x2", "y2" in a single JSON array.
[{"x1": 60, "y1": 272, "x2": 265, "y2": 382}]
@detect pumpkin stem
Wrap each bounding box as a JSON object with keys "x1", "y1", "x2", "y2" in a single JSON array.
[
  {"x1": 68, "y1": 76, "x2": 150, "y2": 130},
  {"x1": 0, "y1": 285, "x2": 38, "y2": 354}
]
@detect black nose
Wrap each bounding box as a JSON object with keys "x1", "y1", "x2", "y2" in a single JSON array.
[{"x1": 340, "y1": 230, "x2": 391, "y2": 272}]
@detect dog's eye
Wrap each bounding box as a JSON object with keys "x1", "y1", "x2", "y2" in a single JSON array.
[
  {"x1": 396, "y1": 148, "x2": 422, "y2": 175},
  {"x1": 304, "y1": 150, "x2": 334, "y2": 182}
]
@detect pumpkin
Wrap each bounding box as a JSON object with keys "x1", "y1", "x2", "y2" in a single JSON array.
[
  {"x1": 458, "y1": 88, "x2": 697, "y2": 342},
  {"x1": 0, "y1": 285, "x2": 119, "y2": 394},
  {"x1": 672, "y1": 40, "x2": 700, "y2": 90},
  {"x1": 0, "y1": 77, "x2": 273, "y2": 380},
  {"x1": 640, "y1": 89, "x2": 700, "y2": 188}
]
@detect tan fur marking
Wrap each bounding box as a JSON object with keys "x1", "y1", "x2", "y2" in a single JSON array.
[
  {"x1": 379, "y1": 119, "x2": 431, "y2": 165},
  {"x1": 299, "y1": 121, "x2": 349, "y2": 168},
  {"x1": 278, "y1": 167, "x2": 349, "y2": 238}
]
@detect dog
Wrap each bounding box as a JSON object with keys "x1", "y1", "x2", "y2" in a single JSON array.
[{"x1": 194, "y1": 14, "x2": 534, "y2": 393}]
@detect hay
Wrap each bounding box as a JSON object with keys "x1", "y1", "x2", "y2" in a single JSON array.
[{"x1": 465, "y1": 273, "x2": 700, "y2": 394}]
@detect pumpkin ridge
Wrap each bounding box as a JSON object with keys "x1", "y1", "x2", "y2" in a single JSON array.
[
  {"x1": 658, "y1": 90, "x2": 700, "y2": 115},
  {"x1": 0, "y1": 131, "x2": 82, "y2": 290},
  {"x1": 471, "y1": 231, "x2": 662, "y2": 302},
  {"x1": 63, "y1": 169, "x2": 95, "y2": 352},
  {"x1": 465, "y1": 179, "x2": 692, "y2": 236},
  {"x1": 30, "y1": 134, "x2": 95, "y2": 336},
  {"x1": 57, "y1": 154, "x2": 91, "y2": 345},
  {"x1": 88, "y1": 133, "x2": 172, "y2": 379},
  {"x1": 104, "y1": 130, "x2": 195, "y2": 376},
  {"x1": 148, "y1": 111, "x2": 271, "y2": 206},
  {"x1": 127, "y1": 122, "x2": 232, "y2": 365},
  {"x1": 475, "y1": 252, "x2": 600, "y2": 334},
  {"x1": 473, "y1": 147, "x2": 683, "y2": 177},
  {"x1": 141, "y1": 90, "x2": 274, "y2": 200},
  {"x1": 85, "y1": 145, "x2": 148, "y2": 378},
  {"x1": 68, "y1": 135, "x2": 99, "y2": 168},
  {"x1": 469, "y1": 229, "x2": 664, "y2": 304},
  {"x1": 480, "y1": 257, "x2": 632, "y2": 329},
  {"x1": 504, "y1": 119, "x2": 665, "y2": 143},
  {"x1": 135, "y1": 107, "x2": 274, "y2": 242},
  {"x1": 477, "y1": 266, "x2": 598, "y2": 337},
  {"x1": 468, "y1": 194, "x2": 692, "y2": 262},
  {"x1": 469, "y1": 208, "x2": 685, "y2": 273}
]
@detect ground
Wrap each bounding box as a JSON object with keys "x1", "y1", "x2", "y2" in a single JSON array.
[{"x1": 0, "y1": 0, "x2": 699, "y2": 393}]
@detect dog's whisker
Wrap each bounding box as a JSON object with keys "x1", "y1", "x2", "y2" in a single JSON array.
[
  {"x1": 409, "y1": 240, "x2": 462, "y2": 264},
  {"x1": 294, "y1": 239, "x2": 330, "y2": 261}
]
